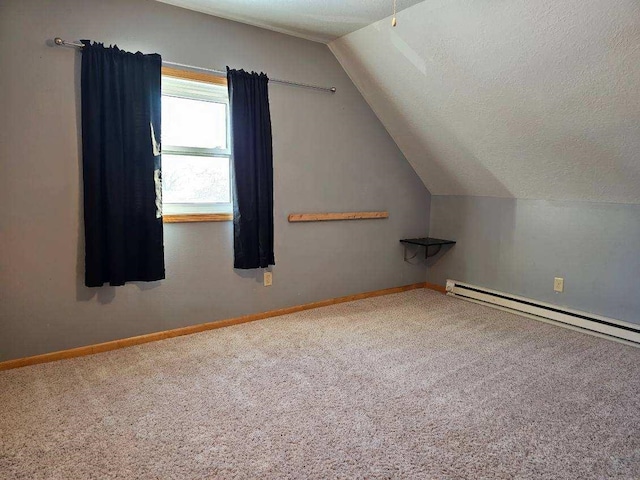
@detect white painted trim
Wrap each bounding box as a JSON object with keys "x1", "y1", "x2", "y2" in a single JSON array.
[{"x1": 446, "y1": 280, "x2": 640, "y2": 347}]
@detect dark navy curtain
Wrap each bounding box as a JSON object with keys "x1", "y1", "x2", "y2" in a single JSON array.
[
  {"x1": 226, "y1": 68, "x2": 275, "y2": 269},
  {"x1": 81, "y1": 41, "x2": 165, "y2": 287}
]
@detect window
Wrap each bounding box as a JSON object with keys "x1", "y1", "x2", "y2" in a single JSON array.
[{"x1": 161, "y1": 68, "x2": 232, "y2": 221}]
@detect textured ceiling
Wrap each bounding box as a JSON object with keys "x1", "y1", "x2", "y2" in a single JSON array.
[
  {"x1": 154, "y1": 0, "x2": 422, "y2": 43},
  {"x1": 330, "y1": 0, "x2": 640, "y2": 203}
]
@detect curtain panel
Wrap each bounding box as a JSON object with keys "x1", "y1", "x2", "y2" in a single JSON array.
[
  {"x1": 81, "y1": 41, "x2": 164, "y2": 287},
  {"x1": 226, "y1": 68, "x2": 275, "y2": 269}
]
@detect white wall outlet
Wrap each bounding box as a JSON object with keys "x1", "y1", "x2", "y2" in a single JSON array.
[
  {"x1": 554, "y1": 277, "x2": 564, "y2": 293},
  {"x1": 263, "y1": 271, "x2": 272, "y2": 287}
]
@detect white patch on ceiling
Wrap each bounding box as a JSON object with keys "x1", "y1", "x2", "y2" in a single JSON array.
[
  {"x1": 330, "y1": 0, "x2": 640, "y2": 203},
  {"x1": 154, "y1": 0, "x2": 423, "y2": 43}
]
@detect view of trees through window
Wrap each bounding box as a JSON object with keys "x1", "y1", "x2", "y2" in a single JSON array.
[{"x1": 162, "y1": 154, "x2": 230, "y2": 204}]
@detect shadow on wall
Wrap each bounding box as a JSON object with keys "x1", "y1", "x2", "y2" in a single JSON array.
[
  {"x1": 331, "y1": 32, "x2": 514, "y2": 198},
  {"x1": 425, "y1": 243, "x2": 456, "y2": 269},
  {"x1": 233, "y1": 267, "x2": 273, "y2": 285},
  {"x1": 400, "y1": 242, "x2": 456, "y2": 270},
  {"x1": 428, "y1": 196, "x2": 524, "y2": 288}
]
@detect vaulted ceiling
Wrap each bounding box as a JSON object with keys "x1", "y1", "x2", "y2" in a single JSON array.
[
  {"x1": 155, "y1": 0, "x2": 423, "y2": 43},
  {"x1": 330, "y1": 0, "x2": 640, "y2": 203},
  {"x1": 158, "y1": 0, "x2": 640, "y2": 204}
]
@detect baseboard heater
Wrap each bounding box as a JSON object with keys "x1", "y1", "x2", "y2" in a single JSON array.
[{"x1": 445, "y1": 280, "x2": 640, "y2": 346}]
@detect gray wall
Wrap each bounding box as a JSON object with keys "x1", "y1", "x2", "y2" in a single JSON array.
[
  {"x1": 0, "y1": 0, "x2": 430, "y2": 361},
  {"x1": 427, "y1": 196, "x2": 640, "y2": 325}
]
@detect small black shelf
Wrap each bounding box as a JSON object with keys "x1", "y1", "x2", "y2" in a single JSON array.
[{"x1": 400, "y1": 237, "x2": 456, "y2": 259}]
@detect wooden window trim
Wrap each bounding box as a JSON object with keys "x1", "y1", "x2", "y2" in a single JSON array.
[
  {"x1": 163, "y1": 213, "x2": 233, "y2": 223},
  {"x1": 161, "y1": 66, "x2": 227, "y2": 86}
]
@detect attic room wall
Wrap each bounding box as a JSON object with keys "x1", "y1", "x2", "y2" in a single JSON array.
[
  {"x1": 427, "y1": 197, "x2": 640, "y2": 326},
  {"x1": 330, "y1": 0, "x2": 640, "y2": 325},
  {"x1": 0, "y1": 0, "x2": 430, "y2": 362}
]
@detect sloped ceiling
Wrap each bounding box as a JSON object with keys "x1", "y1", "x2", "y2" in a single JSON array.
[
  {"x1": 330, "y1": 0, "x2": 640, "y2": 203},
  {"x1": 155, "y1": 0, "x2": 423, "y2": 43}
]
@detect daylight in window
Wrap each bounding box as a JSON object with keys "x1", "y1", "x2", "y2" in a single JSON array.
[{"x1": 161, "y1": 73, "x2": 231, "y2": 214}]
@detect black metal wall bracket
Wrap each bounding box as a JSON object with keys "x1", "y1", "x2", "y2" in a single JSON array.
[{"x1": 400, "y1": 237, "x2": 456, "y2": 261}]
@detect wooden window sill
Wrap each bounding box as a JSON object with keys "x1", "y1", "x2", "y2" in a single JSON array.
[{"x1": 163, "y1": 213, "x2": 233, "y2": 223}]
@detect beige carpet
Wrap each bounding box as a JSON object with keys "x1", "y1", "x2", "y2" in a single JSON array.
[{"x1": 1, "y1": 290, "x2": 639, "y2": 479}]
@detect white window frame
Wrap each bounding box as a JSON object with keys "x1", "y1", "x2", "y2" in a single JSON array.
[{"x1": 161, "y1": 68, "x2": 232, "y2": 217}]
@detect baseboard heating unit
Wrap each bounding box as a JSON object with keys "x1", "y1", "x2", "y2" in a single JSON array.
[{"x1": 446, "y1": 280, "x2": 640, "y2": 346}]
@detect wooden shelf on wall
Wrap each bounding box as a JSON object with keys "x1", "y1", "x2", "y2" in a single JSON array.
[{"x1": 288, "y1": 211, "x2": 389, "y2": 222}]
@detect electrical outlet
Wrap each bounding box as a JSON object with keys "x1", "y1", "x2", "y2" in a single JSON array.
[
  {"x1": 554, "y1": 277, "x2": 564, "y2": 293},
  {"x1": 263, "y1": 271, "x2": 272, "y2": 287}
]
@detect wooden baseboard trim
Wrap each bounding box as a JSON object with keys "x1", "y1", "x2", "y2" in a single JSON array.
[
  {"x1": 424, "y1": 282, "x2": 447, "y2": 294},
  {"x1": 0, "y1": 282, "x2": 427, "y2": 371}
]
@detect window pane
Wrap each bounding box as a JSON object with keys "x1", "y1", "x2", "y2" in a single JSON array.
[
  {"x1": 162, "y1": 154, "x2": 230, "y2": 204},
  {"x1": 162, "y1": 96, "x2": 227, "y2": 149}
]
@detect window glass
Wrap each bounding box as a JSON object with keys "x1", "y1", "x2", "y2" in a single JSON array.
[
  {"x1": 160, "y1": 71, "x2": 231, "y2": 215},
  {"x1": 162, "y1": 154, "x2": 230, "y2": 204},
  {"x1": 162, "y1": 96, "x2": 227, "y2": 150}
]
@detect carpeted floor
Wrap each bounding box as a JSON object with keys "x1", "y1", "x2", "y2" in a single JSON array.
[{"x1": 1, "y1": 289, "x2": 639, "y2": 479}]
